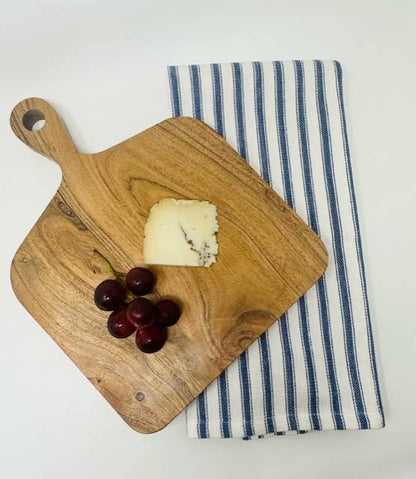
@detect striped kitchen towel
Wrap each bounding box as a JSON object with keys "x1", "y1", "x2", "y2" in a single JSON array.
[{"x1": 167, "y1": 60, "x2": 384, "y2": 439}]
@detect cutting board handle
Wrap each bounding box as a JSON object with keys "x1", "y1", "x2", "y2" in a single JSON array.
[{"x1": 10, "y1": 97, "x2": 78, "y2": 167}]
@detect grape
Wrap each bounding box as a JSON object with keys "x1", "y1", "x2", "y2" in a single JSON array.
[
  {"x1": 107, "y1": 306, "x2": 136, "y2": 338},
  {"x1": 125, "y1": 267, "x2": 155, "y2": 295},
  {"x1": 127, "y1": 297, "x2": 154, "y2": 327},
  {"x1": 94, "y1": 279, "x2": 126, "y2": 311},
  {"x1": 135, "y1": 323, "x2": 167, "y2": 353},
  {"x1": 155, "y1": 299, "x2": 181, "y2": 327}
]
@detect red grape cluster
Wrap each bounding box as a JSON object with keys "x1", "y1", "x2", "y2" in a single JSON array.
[{"x1": 94, "y1": 267, "x2": 181, "y2": 353}]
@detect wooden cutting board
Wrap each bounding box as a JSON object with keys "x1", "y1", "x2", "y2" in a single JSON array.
[{"x1": 10, "y1": 97, "x2": 328, "y2": 433}]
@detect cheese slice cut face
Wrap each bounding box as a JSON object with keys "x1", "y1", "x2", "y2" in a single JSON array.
[{"x1": 143, "y1": 199, "x2": 219, "y2": 267}]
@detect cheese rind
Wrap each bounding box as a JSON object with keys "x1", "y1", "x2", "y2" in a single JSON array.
[{"x1": 143, "y1": 199, "x2": 219, "y2": 267}]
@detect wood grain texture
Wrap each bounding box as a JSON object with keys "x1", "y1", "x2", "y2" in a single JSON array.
[{"x1": 10, "y1": 98, "x2": 328, "y2": 433}]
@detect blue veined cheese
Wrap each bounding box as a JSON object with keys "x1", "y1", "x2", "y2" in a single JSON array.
[{"x1": 143, "y1": 199, "x2": 219, "y2": 267}]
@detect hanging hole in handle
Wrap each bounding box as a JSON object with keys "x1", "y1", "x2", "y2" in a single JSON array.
[{"x1": 22, "y1": 109, "x2": 45, "y2": 132}]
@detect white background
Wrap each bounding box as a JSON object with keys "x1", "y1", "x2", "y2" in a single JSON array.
[{"x1": 1, "y1": 1, "x2": 415, "y2": 478}]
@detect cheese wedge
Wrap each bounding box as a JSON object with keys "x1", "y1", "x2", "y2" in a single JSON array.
[{"x1": 143, "y1": 199, "x2": 219, "y2": 267}]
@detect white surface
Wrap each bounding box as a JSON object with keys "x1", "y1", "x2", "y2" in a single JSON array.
[{"x1": 0, "y1": 1, "x2": 415, "y2": 478}]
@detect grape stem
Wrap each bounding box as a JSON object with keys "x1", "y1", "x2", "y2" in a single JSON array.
[{"x1": 93, "y1": 249, "x2": 127, "y2": 284}]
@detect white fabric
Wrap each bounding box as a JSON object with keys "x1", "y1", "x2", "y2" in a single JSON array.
[{"x1": 168, "y1": 60, "x2": 384, "y2": 439}]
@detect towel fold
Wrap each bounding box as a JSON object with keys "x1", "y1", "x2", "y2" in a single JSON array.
[{"x1": 167, "y1": 60, "x2": 384, "y2": 439}]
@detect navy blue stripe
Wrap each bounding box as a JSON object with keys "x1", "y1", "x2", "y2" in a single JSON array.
[
  {"x1": 315, "y1": 60, "x2": 368, "y2": 429},
  {"x1": 298, "y1": 296, "x2": 321, "y2": 429},
  {"x1": 278, "y1": 316, "x2": 298, "y2": 430},
  {"x1": 317, "y1": 279, "x2": 344, "y2": 429},
  {"x1": 168, "y1": 66, "x2": 182, "y2": 117},
  {"x1": 274, "y1": 62, "x2": 294, "y2": 208},
  {"x1": 189, "y1": 65, "x2": 203, "y2": 121},
  {"x1": 211, "y1": 63, "x2": 232, "y2": 437},
  {"x1": 196, "y1": 391, "x2": 208, "y2": 438},
  {"x1": 334, "y1": 61, "x2": 384, "y2": 423},
  {"x1": 232, "y1": 63, "x2": 248, "y2": 161},
  {"x1": 258, "y1": 333, "x2": 275, "y2": 433},
  {"x1": 218, "y1": 372, "x2": 231, "y2": 437},
  {"x1": 294, "y1": 61, "x2": 319, "y2": 234},
  {"x1": 253, "y1": 62, "x2": 271, "y2": 184},
  {"x1": 294, "y1": 60, "x2": 345, "y2": 429},
  {"x1": 252, "y1": 62, "x2": 275, "y2": 434},
  {"x1": 211, "y1": 64, "x2": 225, "y2": 138},
  {"x1": 238, "y1": 351, "x2": 254, "y2": 437}
]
